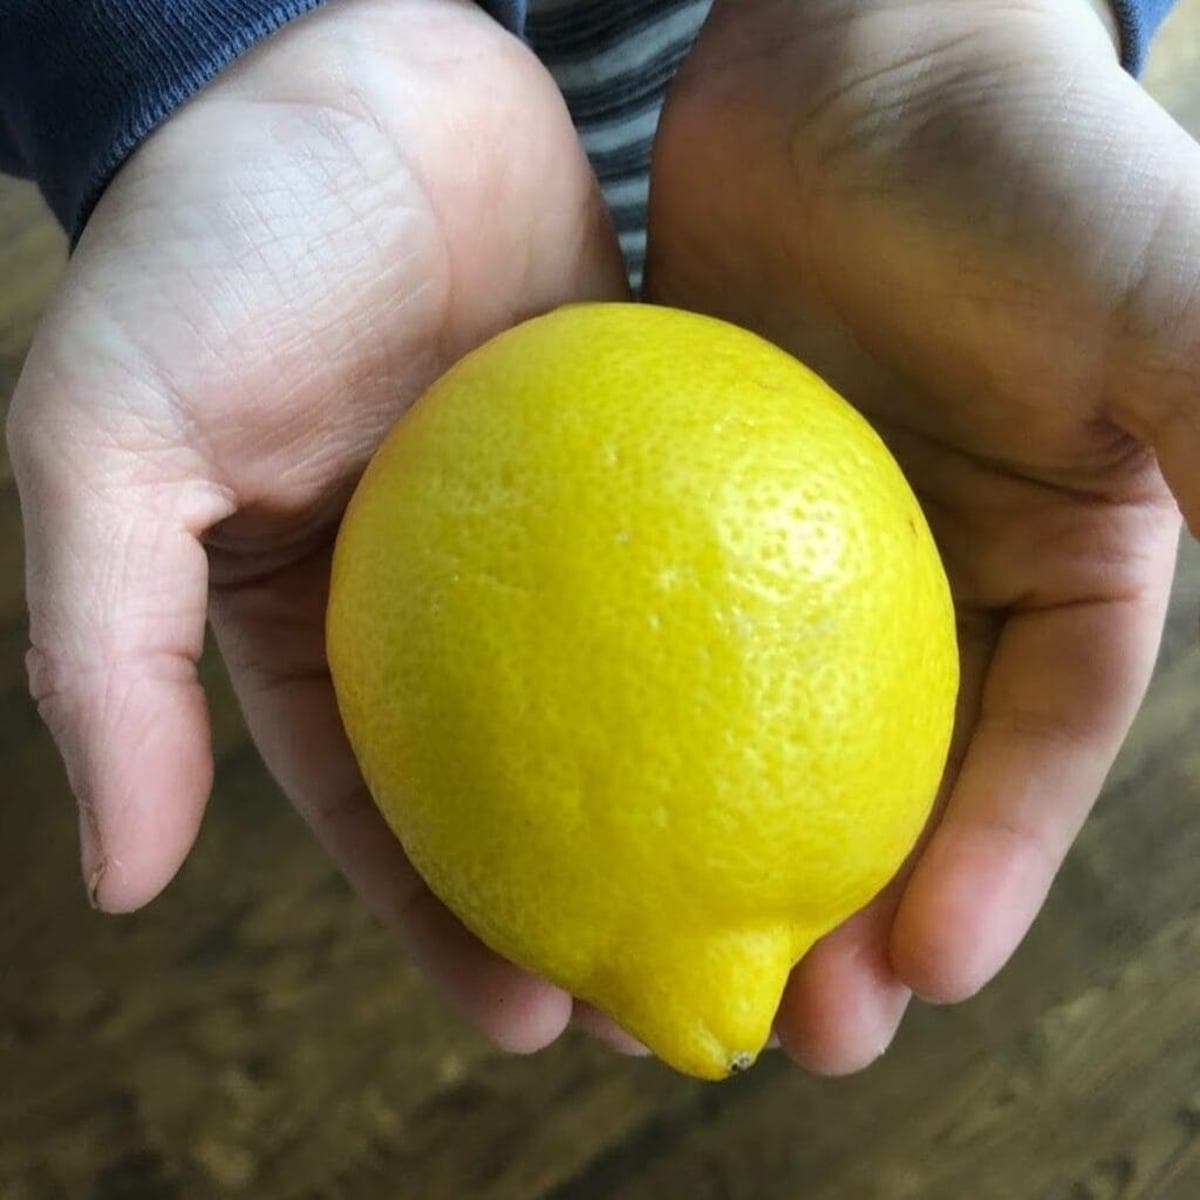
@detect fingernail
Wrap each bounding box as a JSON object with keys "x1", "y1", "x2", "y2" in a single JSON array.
[
  {"x1": 86, "y1": 859, "x2": 107, "y2": 909},
  {"x1": 77, "y1": 803, "x2": 107, "y2": 909}
]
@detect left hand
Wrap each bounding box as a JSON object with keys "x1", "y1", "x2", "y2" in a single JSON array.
[
  {"x1": 7, "y1": 0, "x2": 629, "y2": 1054},
  {"x1": 647, "y1": 0, "x2": 1197, "y2": 1072}
]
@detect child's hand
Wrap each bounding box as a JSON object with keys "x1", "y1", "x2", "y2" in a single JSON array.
[
  {"x1": 648, "y1": 0, "x2": 1194, "y2": 1072},
  {"x1": 7, "y1": 0, "x2": 626, "y2": 1051}
]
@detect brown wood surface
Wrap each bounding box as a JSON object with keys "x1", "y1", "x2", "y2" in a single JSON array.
[{"x1": 3, "y1": 9, "x2": 1200, "y2": 1198}]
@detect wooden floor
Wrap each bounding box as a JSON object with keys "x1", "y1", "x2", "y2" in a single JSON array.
[{"x1": 4, "y1": 12, "x2": 1200, "y2": 1199}]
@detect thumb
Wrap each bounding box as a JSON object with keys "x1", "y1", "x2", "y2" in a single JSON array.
[{"x1": 8, "y1": 369, "x2": 235, "y2": 913}]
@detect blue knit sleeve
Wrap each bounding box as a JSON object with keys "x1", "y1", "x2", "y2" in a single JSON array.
[
  {"x1": 0, "y1": 0, "x2": 528, "y2": 242},
  {"x1": 1113, "y1": 0, "x2": 1177, "y2": 71}
]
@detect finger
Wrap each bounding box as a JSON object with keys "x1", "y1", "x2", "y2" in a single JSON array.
[
  {"x1": 775, "y1": 887, "x2": 911, "y2": 1076},
  {"x1": 891, "y1": 566, "x2": 1176, "y2": 1003},
  {"x1": 8, "y1": 389, "x2": 234, "y2": 913},
  {"x1": 401, "y1": 870, "x2": 573, "y2": 1054},
  {"x1": 774, "y1": 603, "x2": 995, "y2": 1073},
  {"x1": 571, "y1": 1001, "x2": 651, "y2": 1057},
  {"x1": 209, "y1": 548, "x2": 572, "y2": 1054}
]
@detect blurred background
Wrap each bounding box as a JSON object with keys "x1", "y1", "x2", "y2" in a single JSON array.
[{"x1": 3, "y1": 8, "x2": 1200, "y2": 1199}]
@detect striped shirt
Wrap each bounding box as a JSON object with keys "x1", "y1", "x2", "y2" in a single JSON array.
[{"x1": 526, "y1": 0, "x2": 713, "y2": 288}]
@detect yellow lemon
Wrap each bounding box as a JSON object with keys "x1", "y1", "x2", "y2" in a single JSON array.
[{"x1": 327, "y1": 303, "x2": 957, "y2": 1080}]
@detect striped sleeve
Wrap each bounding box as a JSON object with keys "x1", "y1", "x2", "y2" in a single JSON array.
[
  {"x1": 527, "y1": 0, "x2": 710, "y2": 287},
  {"x1": 526, "y1": 0, "x2": 1178, "y2": 289}
]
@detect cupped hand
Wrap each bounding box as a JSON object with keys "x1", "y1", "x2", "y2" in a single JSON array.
[
  {"x1": 647, "y1": 0, "x2": 1196, "y2": 1072},
  {"x1": 8, "y1": 0, "x2": 627, "y2": 1053}
]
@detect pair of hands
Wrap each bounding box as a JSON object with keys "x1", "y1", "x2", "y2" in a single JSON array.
[{"x1": 9, "y1": 0, "x2": 1198, "y2": 1072}]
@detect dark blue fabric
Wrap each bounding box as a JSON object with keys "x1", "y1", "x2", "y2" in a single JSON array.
[
  {"x1": 0, "y1": 0, "x2": 1175, "y2": 242},
  {"x1": 0, "y1": 0, "x2": 527, "y2": 241},
  {"x1": 1112, "y1": 0, "x2": 1176, "y2": 71},
  {"x1": 482, "y1": 0, "x2": 527, "y2": 33}
]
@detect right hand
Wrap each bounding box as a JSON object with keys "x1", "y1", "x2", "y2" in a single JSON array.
[
  {"x1": 7, "y1": 0, "x2": 628, "y2": 1053},
  {"x1": 645, "y1": 0, "x2": 1194, "y2": 1073}
]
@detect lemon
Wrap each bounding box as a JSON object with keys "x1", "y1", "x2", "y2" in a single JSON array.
[{"x1": 327, "y1": 303, "x2": 957, "y2": 1080}]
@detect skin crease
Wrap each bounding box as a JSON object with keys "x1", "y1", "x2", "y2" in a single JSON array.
[{"x1": 6, "y1": 0, "x2": 1199, "y2": 1071}]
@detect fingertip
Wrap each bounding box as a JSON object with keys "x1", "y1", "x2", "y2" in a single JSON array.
[
  {"x1": 778, "y1": 970, "x2": 911, "y2": 1076},
  {"x1": 890, "y1": 902, "x2": 992, "y2": 1006},
  {"x1": 775, "y1": 908, "x2": 912, "y2": 1077},
  {"x1": 400, "y1": 888, "x2": 572, "y2": 1055},
  {"x1": 484, "y1": 974, "x2": 575, "y2": 1056},
  {"x1": 891, "y1": 823, "x2": 1051, "y2": 1004},
  {"x1": 85, "y1": 855, "x2": 190, "y2": 917},
  {"x1": 62, "y1": 680, "x2": 214, "y2": 915},
  {"x1": 571, "y1": 1001, "x2": 651, "y2": 1057},
  {"x1": 889, "y1": 923, "x2": 988, "y2": 1007}
]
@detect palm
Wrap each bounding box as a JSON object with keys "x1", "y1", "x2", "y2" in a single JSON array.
[
  {"x1": 11, "y1": 0, "x2": 626, "y2": 1048},
  {"x1": 647, "y1": 0, "x2": 1188, "y2": 1070}
]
